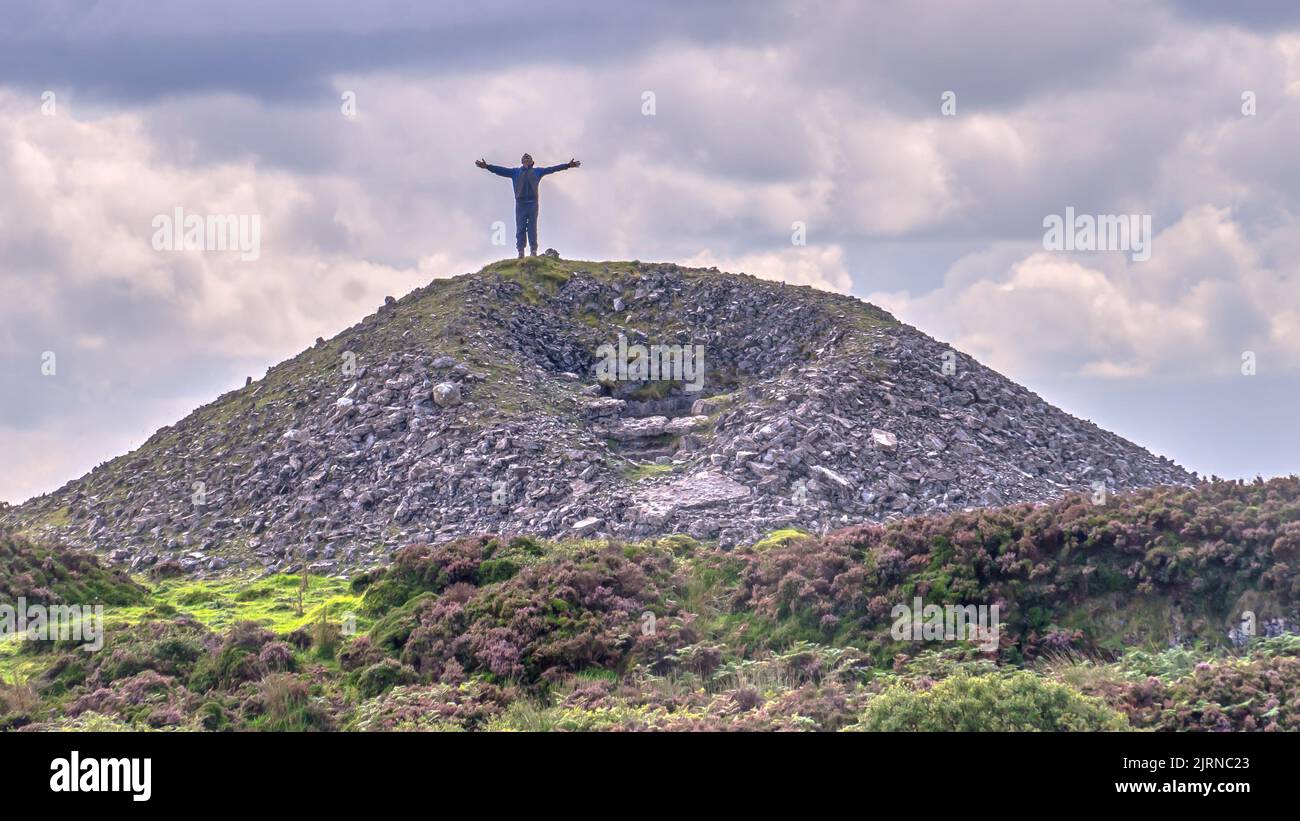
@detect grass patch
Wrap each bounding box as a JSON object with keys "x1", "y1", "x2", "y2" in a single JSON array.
[
  {"x1": 111, "y1": 573, "x2": 366, "y2": 635},
  {"x1": 622, "y1": 462, "x2": 676, "y2": 481},
  {"x1": 752, "y1": 528, "x2": 811, "y2": 551}
]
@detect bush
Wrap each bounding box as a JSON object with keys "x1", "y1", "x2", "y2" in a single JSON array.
[
  {"x1": 358, "y1": 537, "x2": 498, "y2": 617},
  {"x1": 196, "y1": 700, "x2": 233, "y2": 731},
  {"x1": 0, "y1": 529, "x2": 149, "y2": 607},
  {"x1": 258, "y1": 641, "x2": 296, "y2": 672},
  {"x1": 358, "y1": 578, "x2": 417, "y2": 618},
  {"x1": 67, "y1": 670, "x2": 190, "y2": 728},
  {"x1": 349, "y1": 682, "x2": 512, "y2": 731},
  {"x1": 187, "y1": 621, "x2": 274, "y2": 692},
  {"x1": 1118, "y1": 654, "x2": 1300, "y2": 731},
  {"x1": 739, "y1": 478, "x2": 1300, "y2": 662},
  {"x1": 476, "y1": 558, "x2": 519, "y2": 585},
  {"x1": 356, "y1": 659, "x2": 417, "y2": 699},
  {"x1": 255, "y1": 673, "x2": 331, "y2": 731},
  {"x1": 364, "y1": 543, "x2": 686, "y2": 684},
  {"x1": 0, "y1": 678, "x2": 40, "y2": 730},
  {"x1": 853, "y1": 671, "x2": 1128, "y2": 731},
  {"x1": 35, "y1": 618, "x2": 210, "y2": 696}
]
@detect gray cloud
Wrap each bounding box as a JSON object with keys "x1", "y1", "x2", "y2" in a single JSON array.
[
  {"x1": 0, "y1": 0, "x2": 772, "y2": 103},
  {"x1": 2, "y1": 1, "x2": 1299, "y2": 503}
]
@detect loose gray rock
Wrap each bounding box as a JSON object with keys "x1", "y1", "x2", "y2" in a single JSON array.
[
  {"x1": 2, "y1": 259, "x2": 1196, "y2": 577},
  {"x1": 432, "y1": 382, "x2": 462, "y2": 407}
]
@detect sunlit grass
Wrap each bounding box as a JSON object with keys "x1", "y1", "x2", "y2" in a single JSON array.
[
  {"x1": 752, "y1": 528, "x2": 810, "y2": 551},
  {"x1": 132, "y1": 572, "x2": 364, "y2": 634}
]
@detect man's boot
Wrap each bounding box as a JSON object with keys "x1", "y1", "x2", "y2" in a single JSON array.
[
  {"x1": 529, "y1": 247, "x2": 537, "y2": 256},
  {"x1": 517, "y1": 250, "x2": 525, "y2": 259}
]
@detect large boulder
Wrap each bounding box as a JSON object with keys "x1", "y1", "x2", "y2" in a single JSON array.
[{"x1": 432, "y1": 382, "x2": 462, "y2": 408}]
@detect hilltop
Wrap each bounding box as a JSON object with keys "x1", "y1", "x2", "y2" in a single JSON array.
[{"x1": 4, "y1": 256, "x2": 1192, "y2": 576}]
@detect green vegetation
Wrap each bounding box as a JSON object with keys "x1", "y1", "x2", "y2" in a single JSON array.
[
  {"x1": 0, "y1": 530, "x2": 148, "y2": 608},
  {"x1": 621, "y1": 462, "x2": 676, "y2": 481},
  {"x1": 137, "y1": 572, "x2": 362, "y2": 634},
  {"x1": 4, "y1": 477, "x2": 1300, "y2": 731},
  {"x1": 752, "y1": 528, "x2": 810, "y2": 551},
  {"x1": 485, "y1": 256, "x2": 574, "y2": 303},
  {"x1": 850, "y1": 671, "x2": 1128, "y2": 731}
]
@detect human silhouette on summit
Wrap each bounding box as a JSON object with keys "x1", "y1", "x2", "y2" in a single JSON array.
[{"x1": 476, "y1": 153, "x2": 580, "y2": 258}]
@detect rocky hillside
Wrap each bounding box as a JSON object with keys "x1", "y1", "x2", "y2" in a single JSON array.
[{"x1": 4, "y1": 256, "x2": 1192, "y2": 576}]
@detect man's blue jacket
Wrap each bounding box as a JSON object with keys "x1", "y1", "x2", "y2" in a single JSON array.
[{"x1": 485, "y1": 163, "x2": 573, "y2": 201}]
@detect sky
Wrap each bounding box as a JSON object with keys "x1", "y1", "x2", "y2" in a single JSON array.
[{"x1": 1, "y1": 0, "x2": 1298, "y2": 503}]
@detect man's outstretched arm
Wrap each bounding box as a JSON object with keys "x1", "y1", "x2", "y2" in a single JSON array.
[
  {"x1": 538, "y1": 158, "x2": 581, "y2": 176},
  {"x1": 476, "y1": 158, "x2": 514, "y2": 177}
]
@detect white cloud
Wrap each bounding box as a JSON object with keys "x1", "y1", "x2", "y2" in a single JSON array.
[
  {"x1": 680, "y1": 245, "x2": 853, "y2": 293},
  {"x1": 872, "y1": 205, "x2": 1298, "y2": 383},
  {"x1": 7, "y1": 2, "x2": 1300, "y2": 500},
  {"x1": 0, "y1": 88, "x2": 486, "y2": 502}
]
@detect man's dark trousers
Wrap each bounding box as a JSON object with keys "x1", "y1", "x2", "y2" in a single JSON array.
[{"x1": 515, "y1": 200, "x2": 539, "y2": 254}]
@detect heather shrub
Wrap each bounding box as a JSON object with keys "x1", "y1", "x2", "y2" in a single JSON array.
[
  {"x1": 196, "y1": 699, "x2": 234, "y2": 731},
  {"x1": 33, "y1": 617, "x2": 210, "y2": 698},
  {"x1": 0, "y1": 529, "x2": 149, "y2": 607},
  {"x1": 655, "y1": 535, "x2": 701, "y2": 557},
  {"x1": 368, "y1": 593, "x2": 440, "y2": 658},
  {"x1": 367, "y1": 543, "x2": 688, "y2": 684},
  {"x1": 358, "y1": 578, "x2": 416, "y2": 618},
  {"x1": 67, "y1": 670, "x2": 192, "y2": 728},
  {"x1": 258, "y1": 641, "x2": 297, "y2": 672},
  {"x1": 187, "y1": 621, "x2": 276, "y2": 692},
  {"x1": 852, "y1": 671, "x2": 1128, "y2": 731},
  {"x1": 337, "y1": 635, "x2": 384, "y2": 672},
  {"x1": 349, "y1": 682, "x2": 512, "y2": 731},
  {"x1": 7, "y1": 480, "x2": 1300, "y2": 733},
  {"x1": 356, "y1": 659, "x2": 418, "y2": 699},
  {"x1": 504, "y1": 535, "x2": 546, "y2": 557},
  {"x1": 1117, "y1": 654, "x2": 1300, "y2": 731},
  {"x1": 359, "y1": 537, "x2": 498, "y2": 616},
  {"x1": 33, "y1": 653, "x2": 91, "y2": 696},
  {"x1": 151, "y1": 634, "x2": 206, "y2": 668},
  {"x1": 476, "y1": 558, "x2": 519, "y2": 585},
  {"x1": 739, "y1": 478, "x2": 1300, "y2": 661}
]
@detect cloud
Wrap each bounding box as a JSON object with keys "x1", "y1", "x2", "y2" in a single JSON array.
[
  {"x1": 0, "y1": 1, "x2": 776, "y2": 104},
  {"x1": 871, "y1": 206, "x2": 1299, "y2": 382},
  {"x1": 680, "y1": 245, "x2": 853, "y2": 293},
  {"x1": 5, "y1": 1, "x2": 1300, "y2": 500},
  {"x1": 0, "y1": 88, "x2": 484, "y2": 502}
]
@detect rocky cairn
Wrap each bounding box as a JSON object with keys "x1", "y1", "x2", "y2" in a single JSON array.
[{"x1": 5, "y1": 257, "x2": 1194, "y2": 576}]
